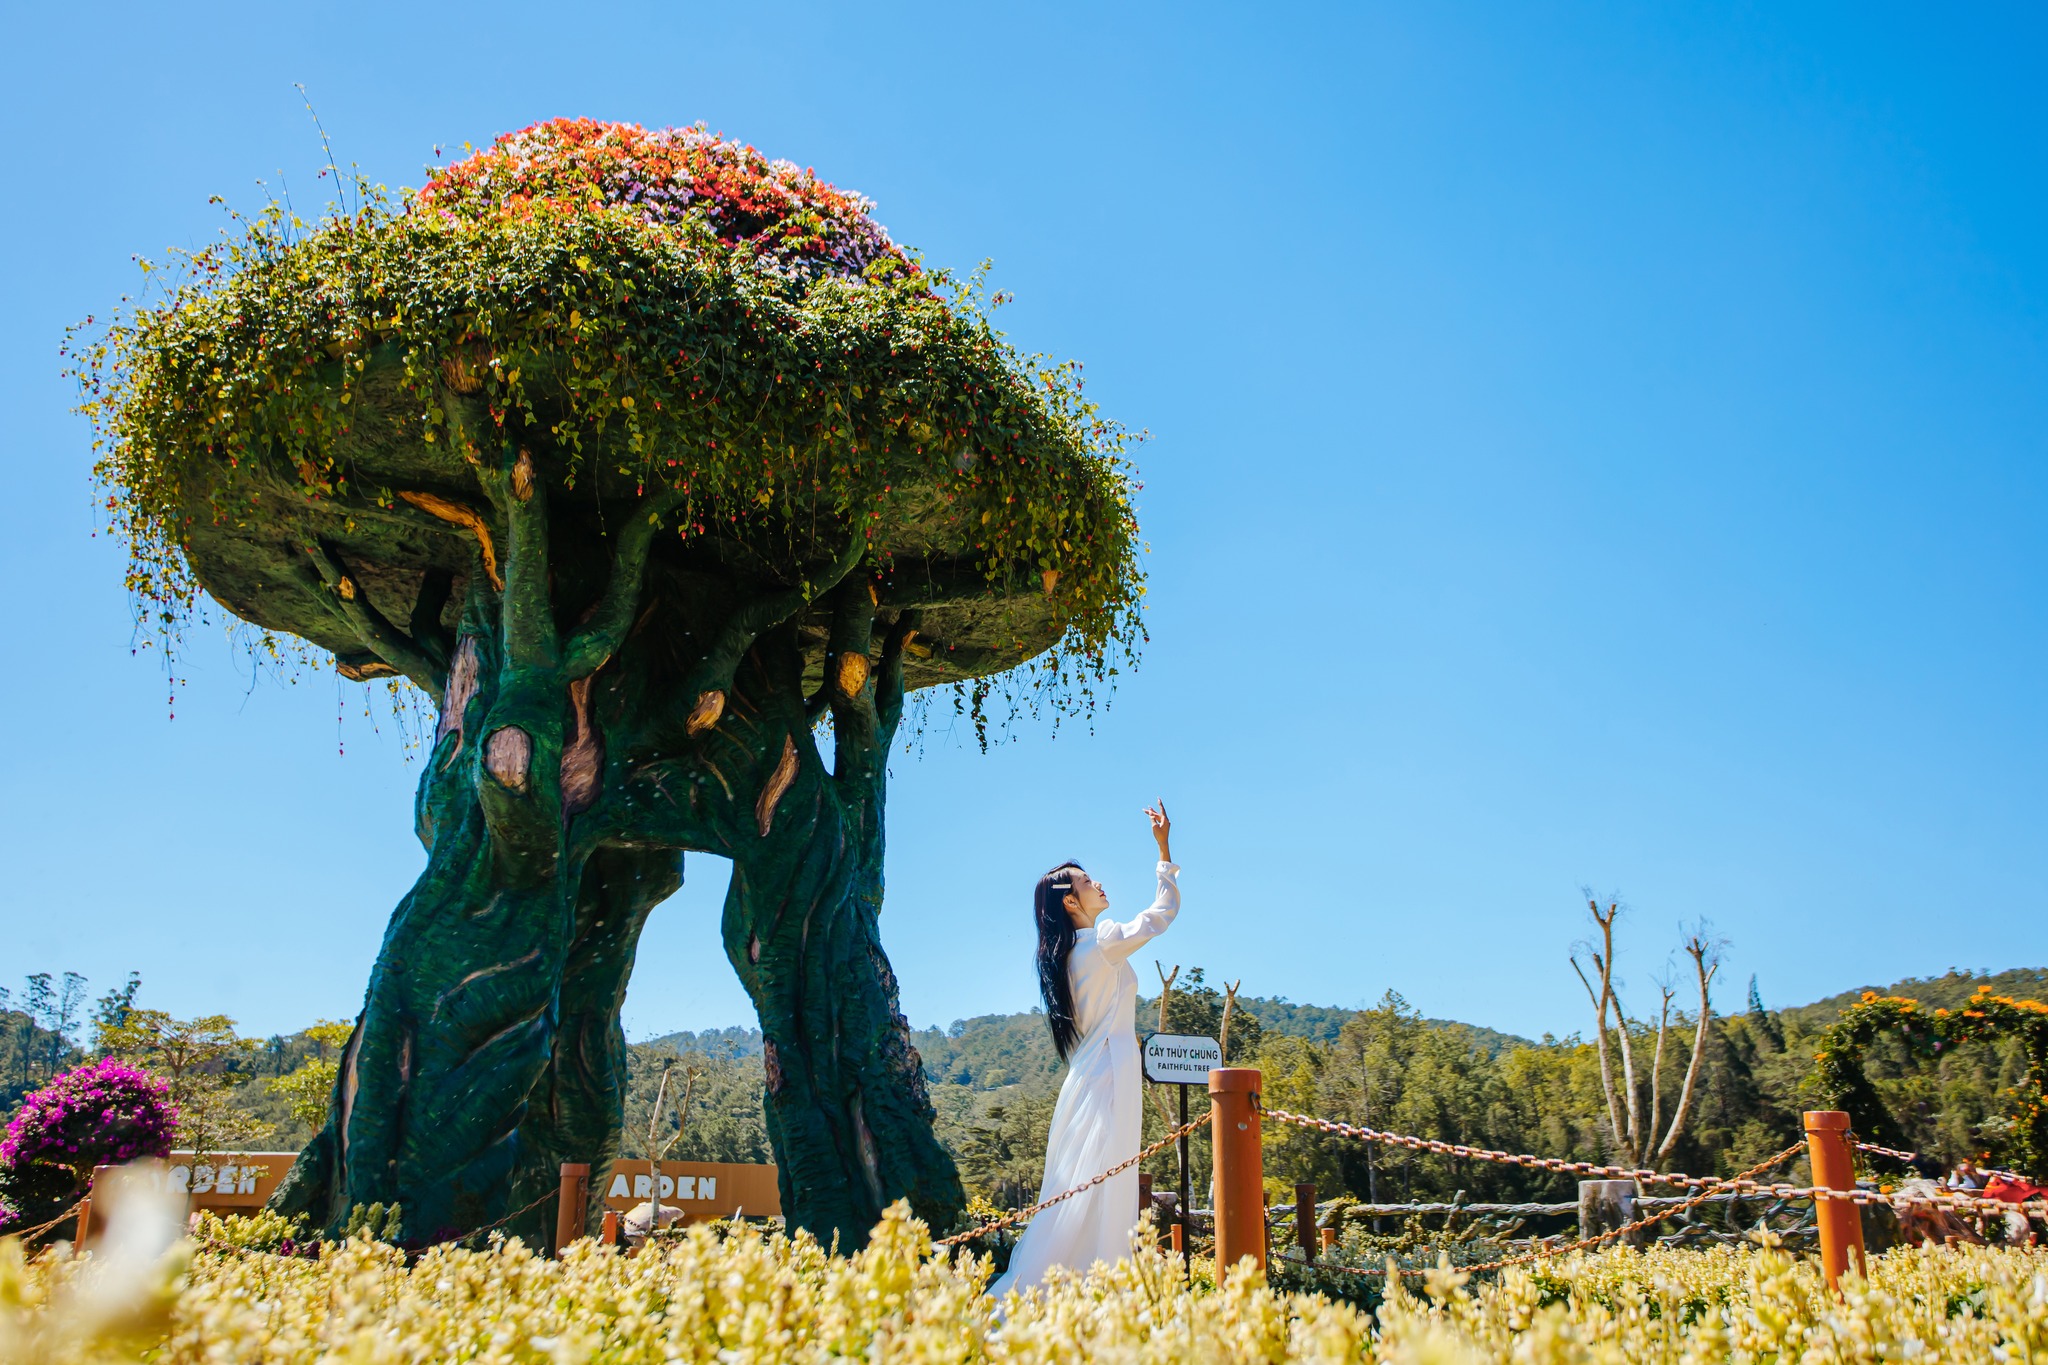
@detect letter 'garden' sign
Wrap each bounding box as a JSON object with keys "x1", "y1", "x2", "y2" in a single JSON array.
[{"x1": 73, "y1": 119, "x2": 1143, "y2": 1250}]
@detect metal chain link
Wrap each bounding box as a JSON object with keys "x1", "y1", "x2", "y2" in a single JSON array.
[
  {"x1": 1262, "y1": 1106, "x2": 1776, "y2": 1193},
  {"x1": 935, "y1": 1110, "x2": 1212, "y2": 1248},
  {"x1": 1275, "y1": 1141, "x2": 1810, "y2": 1280}
]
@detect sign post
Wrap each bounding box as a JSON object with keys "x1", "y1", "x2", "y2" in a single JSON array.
[{"x1": 1144, "y1": 1032, "x2": 1222, "y2": 1278}]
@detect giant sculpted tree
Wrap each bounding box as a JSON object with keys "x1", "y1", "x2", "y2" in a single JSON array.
[{"x1": 77, "y1": 120, "x2": 1141, "y2": 1249}]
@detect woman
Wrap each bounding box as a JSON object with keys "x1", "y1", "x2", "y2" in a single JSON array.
[{"x1": 989, "y1": 801, "x2": 1179, "y2": 1296}]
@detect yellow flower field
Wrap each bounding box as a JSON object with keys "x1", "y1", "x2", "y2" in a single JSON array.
[{"x1": 6, "y1": 1202, "x2": 2048, "y2": 1363}]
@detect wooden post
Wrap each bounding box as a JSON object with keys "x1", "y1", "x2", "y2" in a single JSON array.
[
  {"x1": 600, "y1": 1209, "x2": 619, "y2": 1247},
  {"x1": 1320, "y1": 1225, "x2": 1338, "y2": 1253},
  {"x1": 1295, "y1": 1182, "x2": 1317, "y2": 1261},
  {"x1": 555, "y1": 1163, "x2": 589, "y2": 1255},
  {"x1": 76, "y1": 1165, "x2": 115, "y2": 1248},
  {"x1": 1805, "y1": 1110, "x2": 1866, "y2": 1287},
  {"x1": 1578, "y1": 1179, "x2": 1638, "y2": 1244},
  {"x1": 1209, "y1": 1067, "x2": 1265, "y2": 1277},
  {"x1": 1176, "y1": 1081, "x2": 1192, "y2": 1275},
  {"x1": 1139, "y1": 1172, "x2": 1152, "y2": 1222},
  {"x1": 1169, "y1": 1222, "x2": 1184, "y2": 1254}
]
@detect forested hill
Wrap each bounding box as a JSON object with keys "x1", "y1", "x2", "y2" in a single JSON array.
[
  {"x1": 1775, "y1": 967, "x2": 2048, "y2": 1031},
  {"x1": 11, "y1": 962, "x2": 2048, "y2": 1206},
  {"x1": 642, "y1": 987, "x2": 1519, "y2": 1093},
  {"x1": 644, "y1": 970, "x2": 2048, "y2": 1099}
]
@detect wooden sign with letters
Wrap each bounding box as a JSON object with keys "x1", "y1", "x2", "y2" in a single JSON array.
[{"x1": 600, "y1": 1160, "x2": 781, "y2": 1224}]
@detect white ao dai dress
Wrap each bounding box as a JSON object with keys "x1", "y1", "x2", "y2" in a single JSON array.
[{"x1": 990, "y1": 861, "x2": 1182, "y2": 1296}]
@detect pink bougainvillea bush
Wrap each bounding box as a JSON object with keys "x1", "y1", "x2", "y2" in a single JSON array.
[
  {"x1": 0, "y1": 1058, "x2": 178, "y2": 1223},
  {"x1": 415, "y1": 118, "x2": 908, "y2": 283}
]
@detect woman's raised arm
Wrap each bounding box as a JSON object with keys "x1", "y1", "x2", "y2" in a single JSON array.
[
  {"x1": 1098, "y1": 802, "x2": 1179, "y2": 962},
  {"x1": 1097, "y1": 861, "x2": 1181, "y2": 962}
]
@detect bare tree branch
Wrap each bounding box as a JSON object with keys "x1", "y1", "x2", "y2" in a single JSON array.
[
  {"x1": 1571, "y1": 948, "x2": 1628, "y2": 1165},
  {"x1": 1656, "y1": 929, "x2": 1722, "y2": 1159}
]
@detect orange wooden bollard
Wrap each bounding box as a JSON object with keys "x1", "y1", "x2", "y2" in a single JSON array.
[
  {"x1": 1804, "y1": 1110, "x2": 1866, "y2": 1287},
  {"x1": 1169, "y1": 1222, "x2": 1184, "y2": 1253},
  {"x1": 601, "y1": 1209, "x2": 620, "y2": 1247},
  {"x1": 1320, "y1": 1226, "x2": 1338, "y2": 1252},
  {"x1": 1209, "y1": 1067, "x2": 1265, "y2": 1277},
  {"x1": 555, "y1": 1163, "x2": 590, "y2": 1255}
]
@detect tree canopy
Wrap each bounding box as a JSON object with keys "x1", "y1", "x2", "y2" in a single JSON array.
[{"x1": 74, "y1": 118, "x2": 1143, "y2": 713}]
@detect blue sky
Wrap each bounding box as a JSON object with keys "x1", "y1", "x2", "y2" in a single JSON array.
[{"x1": 4, "y1": 3, "x2": 2046, "y2": 1045}]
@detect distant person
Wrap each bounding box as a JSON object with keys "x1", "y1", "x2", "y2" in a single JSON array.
[
  {"x1": 989, "y1": 803, "x2": 1180, "y2": 1298},
  {"x1": 1947, "y1": 1159, "x2": 1982, "y2": 1191}
]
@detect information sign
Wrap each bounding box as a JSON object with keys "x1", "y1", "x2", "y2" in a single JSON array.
[{"x1": 1143, "y1": 1033, "x2": 1223, "y2": 1084}]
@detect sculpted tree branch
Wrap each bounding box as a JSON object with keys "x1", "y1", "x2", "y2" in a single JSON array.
[
  {"x1": 304, "y1": 542, "x2": 445, "y2": 692},
  {"x1": 399, "y1": 490, "x2": 503, "y2": 591},
  {"x1": 682, "y1": 532, "x2": 866, "y2": 736},
  {"x1": 408, "y1": 568, "x2": 456, "y2": 669},
  {"x1": 560, "y1": 488, "x2": 688, "y2": 681},
  {"x1": 874, "y1": 609, "x2": 919, "y2": 742},
  {"x1": 485, "y1": 445, "x2": 556, "y2": 673},
  {"x1": 822, "y1": 576, "x2": 878, "y2": 750}
]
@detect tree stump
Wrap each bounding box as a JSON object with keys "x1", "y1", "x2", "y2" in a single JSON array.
[{"x1": 1578, "y1": 1179, "x2": 1644, "y2": 1246}]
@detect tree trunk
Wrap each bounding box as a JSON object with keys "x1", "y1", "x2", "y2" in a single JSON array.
[
  {"x1": 273, "y1": 609, "x2": 602, "y2": 1242},
  {"x1": 710, "y1": 626, "x2": 961, "y2": 1251},
  {"x1": 724, "y1": 805, "x2": 958, "y2": 1249},
  {"x1": 515, "y1": 844, "x2": 684, "y2": 1239},
  {"x1": 276, "y1": 621, "x2": 962, "y2": 1248},
  {"x1": 272, "y1": 461, "x2": 964, "y2": 1248}
]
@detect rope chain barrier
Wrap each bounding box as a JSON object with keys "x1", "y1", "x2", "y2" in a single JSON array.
[
  {"x1": 1276, "y1": 1141, "x2": 1810, "y2": 1281},
  {"x1": 20, "y1": 1105, "x2": 2044, "y2": 1269},
  {"x1": 3, "y1": 1198, "x2": 88, "y2": 1250},
  {"x1": 1262, "y1": 1106, "x2": 1784, "y2": 1193},
  {"x1": 1853, "y1": 1137, "x2": 2032, "y2": 1188},
  {"x1": 1267, "y1": 1107, "x2": 2048, "y2": 1281},
  {"x1": 935, "y1": 1109, "x2": 1212, "y2": 1248}
]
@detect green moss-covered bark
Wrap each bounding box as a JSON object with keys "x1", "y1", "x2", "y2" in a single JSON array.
[
  {"x1": 708, "y1": 619, "x2": 961, "y2": 1249},
  {"x1": 269, "y1": 431, "x2": 964, "y2": 1246}
]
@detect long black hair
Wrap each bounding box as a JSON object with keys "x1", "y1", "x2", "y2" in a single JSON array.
[{"x1": 1034, "y1": 862, "x2": 1085, "y2": 1060}]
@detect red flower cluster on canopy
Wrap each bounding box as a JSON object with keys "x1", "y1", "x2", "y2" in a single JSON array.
[{"x1": 416, "y1": 118, "x2": 909, "y2": 283}]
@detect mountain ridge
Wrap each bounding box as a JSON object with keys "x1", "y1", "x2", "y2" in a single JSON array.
[{"x1": 641, "y1": 967, "x2": 2048, "y2": 1094}]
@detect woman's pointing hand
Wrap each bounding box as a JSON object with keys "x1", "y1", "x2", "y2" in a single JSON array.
[{"x1": 1144, "y1": 800, "x2": 1171, "y2": 862}]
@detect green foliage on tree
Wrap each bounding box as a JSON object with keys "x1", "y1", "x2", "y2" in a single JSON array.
[
  {"x1": 98, "y1": 1010, "x2": 269, "y2": 1159},
  {"x1": 263, "y1": 1021, "x2": 357, "y2": 1133},
  {"x1": 1813, "y1": 989, "x2": 2048, "y2": 1176},
  {"x1": 0, "y1": 974, "x2": 88, "y2": 1107}
]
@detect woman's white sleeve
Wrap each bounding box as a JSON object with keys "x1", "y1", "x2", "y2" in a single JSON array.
[{"x1": 1097, "y1": 862, "x2": 1181, "y2": 962}]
